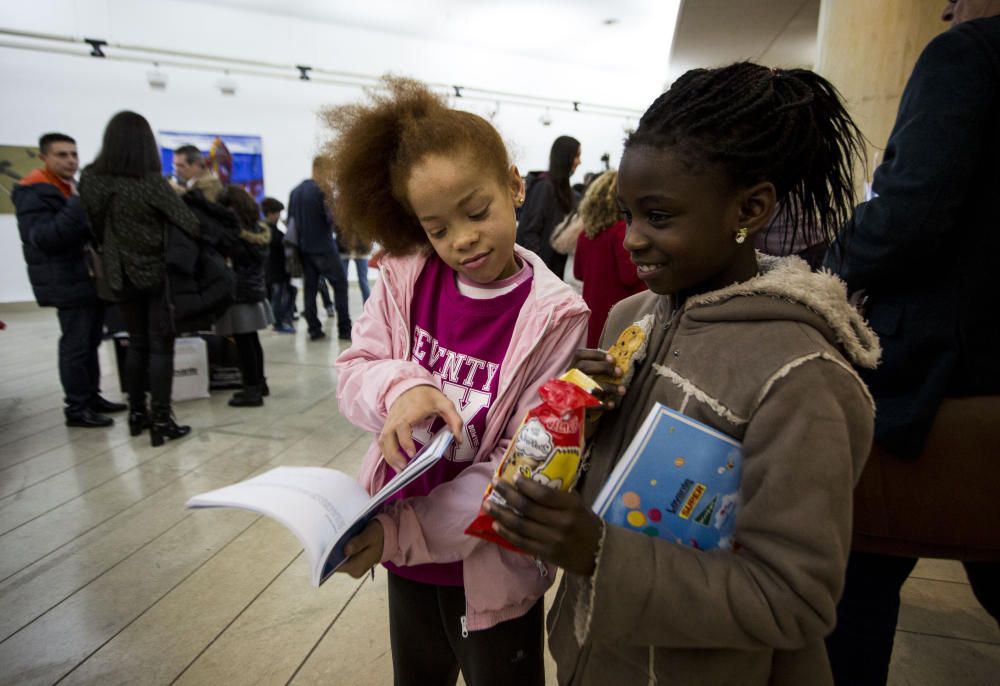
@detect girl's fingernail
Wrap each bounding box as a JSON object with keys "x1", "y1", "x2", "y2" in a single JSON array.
[
  {"x1": 615, "y1": 367, "x2": 623, "y2": 376},
  {"x1": 618, "y1": 386, "x2": 626, "y2": 395},
  {"x1": 606, "y1": 401, "x2": 616, "y2": 409},
  {"x1": 605, "y1": 354, "x2": 614, "y2": 362}
]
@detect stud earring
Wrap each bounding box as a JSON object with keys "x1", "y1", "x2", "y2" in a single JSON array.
[{"x1": 735, "y1": 227, "x2": 748, "y2": 244}]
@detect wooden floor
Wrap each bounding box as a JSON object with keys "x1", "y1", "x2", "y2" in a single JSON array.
[{"x1": 1, "y1": 299, "x2": 998, "y2": 686}]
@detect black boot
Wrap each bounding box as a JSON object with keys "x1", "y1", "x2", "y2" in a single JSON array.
[
  {"x1": 229, "y1": 384, "x2": 264, "y2": 407},
  {"x1": 261, "y1": 378, "x2": 270, "y2": 397},
  {"x1": 150, "y1": 405, "x2": 191, "y2": 447},
  {"x1": 128, "y1": 404, "x2": 151, "y2": 437}
]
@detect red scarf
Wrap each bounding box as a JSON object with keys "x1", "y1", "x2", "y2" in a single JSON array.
[{"x1": 19, "y1": 167, "x2": 73, "y2": 198}]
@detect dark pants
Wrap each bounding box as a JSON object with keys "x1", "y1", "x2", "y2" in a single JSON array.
[
  {"x1": 118, "y1": 287, "x2": 175, "y2": 412},
  {"x1": 387, "y1": 572, "x2": 544, "y2": 686},
  {"x1": 56, "y1": 301, "x2": 105, "y2": 415},
  {"x1": 318, "y1": 277, "x2": 332, "y2": 309},
  {"x1": 233, "y1": 332, "x2": 264, "y2": 387},
  {"x1": 269, "y1": 281, "x2": 295, "y2": 326},
  {"x1": 827, "y1": 551, "x2": 1000, "y2": 685},
  {"x1": 302, "y1": 252, "x2": 351, "y2": 337}
]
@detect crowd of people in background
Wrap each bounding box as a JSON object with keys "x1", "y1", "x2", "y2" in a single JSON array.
[
  {"x1": 9, "y1": 5, "x2": 999, "y2": 683},
  {"x1": 12, "y1": 116, "x2": 633, "y2": 444}
]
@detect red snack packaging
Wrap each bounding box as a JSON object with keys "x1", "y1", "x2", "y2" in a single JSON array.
[{"x1": 465, "y1": 374, "x2": 600, "y2": 553}]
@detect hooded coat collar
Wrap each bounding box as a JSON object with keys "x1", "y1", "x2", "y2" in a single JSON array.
[{"x1": 684, "y1": 254, "x2": 881, "y2": 370}]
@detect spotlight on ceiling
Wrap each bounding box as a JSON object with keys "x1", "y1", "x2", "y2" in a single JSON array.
[
  {"x1": 216, "y1": 72, "x2": 237, "y2": 96},
  {"x1": 147, "y1": 64, "x2": 167, "y2": 90},
  {"x1": 539, "y1": 109, "x2": 553, "y2": 127}
]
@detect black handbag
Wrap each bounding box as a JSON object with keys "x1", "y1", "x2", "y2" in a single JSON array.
[{"x1": 84, "y1": 242, "x2": 118, "y2": 302}]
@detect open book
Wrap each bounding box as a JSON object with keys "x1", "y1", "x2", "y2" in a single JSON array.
[
  {"x1": 186, "y1": 430, "x2": 453, "y2": 586},
  {"x1": 592, "y1": 404, "x2": 743, "y2": 551}
]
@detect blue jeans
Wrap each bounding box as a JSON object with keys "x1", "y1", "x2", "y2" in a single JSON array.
[
  {"x1": 302, "y1": 251, "x2": 351, "y2": 337},
  {"x1": 270, "y1": 281, "x2": 295, "y2": 326},
  {"x1": 341, "y1": 257, "x2": 371, "y2": 303},
  {"x1": 56, "y1": 301, "x2": 105, "y2": 415}
]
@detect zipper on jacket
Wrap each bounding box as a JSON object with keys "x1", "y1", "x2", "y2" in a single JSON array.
[
  {"x1": 460, "y1": 615, "x2": 469, "y2": 638},
  {"x1": 378, "y1": 263, "x2": 412, "y2": 360},
  {"x1": 535, "y1": 558, "x2": 549, "y2": 578}
]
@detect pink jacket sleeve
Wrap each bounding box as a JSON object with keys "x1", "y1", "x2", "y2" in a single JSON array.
[
  {"x1": 336, "y1": 278, "x2": 440, "y2": 435},
  {"x1": 376, "y1": 309, "x2": 590, "y2": 566}
]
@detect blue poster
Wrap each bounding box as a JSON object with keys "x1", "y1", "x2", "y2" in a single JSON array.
[{"x1": 158, "y1": 131, "x2": 264, "y2": 202}]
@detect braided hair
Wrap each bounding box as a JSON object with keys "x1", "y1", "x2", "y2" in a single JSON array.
[{"x1": 627, "y1": 62, "x2": 865, "y2": 254}]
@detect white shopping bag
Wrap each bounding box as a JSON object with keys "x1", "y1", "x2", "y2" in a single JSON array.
[{"x1": 172, "y1": 336, "x2": 210, "y2": 402}]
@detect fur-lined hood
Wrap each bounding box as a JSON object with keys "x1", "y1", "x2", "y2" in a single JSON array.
[
  {"x1": 685, "y1": 253, "x2": 880, "y2": 369},
  {"x1": 240, "y1": 222, "x2": 270, "y2": 246}
]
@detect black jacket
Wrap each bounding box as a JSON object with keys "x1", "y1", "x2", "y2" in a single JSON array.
[
  {"x1": 79, "y1": 169, "x2": 200, "y2": 292},
  {"x1": 287, "y1": 179, "x2": 338, "y2": 256},
  {"x1": 265, "y1": 220, "x2": 289, "y2": 287},
  {"x1": 229, "y1": 222, "x2": 269, "y2": 304},
  {"x1": 826, "y1": 16, "x2": 1000, "y2": 458},
  {"x1": 167, "y1": 190, "x2": 238, "y2": 332},
  {"x1": 516, "y1": 174, "x2": 571, "y2": 278},
  {"x1": 12, "y1": 181, "x2": 97, "y2": 307}
]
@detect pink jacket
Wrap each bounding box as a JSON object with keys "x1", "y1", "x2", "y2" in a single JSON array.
[{"x1": 336, "y1": 245, "x2": 589, "y2": 631}]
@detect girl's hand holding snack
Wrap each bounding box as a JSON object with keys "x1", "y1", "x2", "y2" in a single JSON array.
[
  {"x1": 486, "y1": 474, "x2": 603, "y2": 576},
  {"x1": 338, "y1": 520, "x2": 384, "y2": 578},
  {"x1": 380, "y1": 386, "x2": 464, "y2": 471},
  {"x1": 571, "y1": 349, "x2": 625, "y2": 410}
]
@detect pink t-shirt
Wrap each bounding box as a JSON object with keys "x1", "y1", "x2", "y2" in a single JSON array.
[{"x1": 384, "y1": 253, "x2": 532, "y2": 586}]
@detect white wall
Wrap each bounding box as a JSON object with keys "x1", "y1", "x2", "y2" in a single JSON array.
[{"x1": 0, "y1": 0, "x2": 668, "y2": 302}]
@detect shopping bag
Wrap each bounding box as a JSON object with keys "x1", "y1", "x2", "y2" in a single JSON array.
[{"x1": 172, "y1": 336, "x2": 210, "y2": 401}]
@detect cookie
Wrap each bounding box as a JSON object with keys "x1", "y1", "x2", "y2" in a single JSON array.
[{"x1": 594, "y1": 314, "x2": 654, "y2": 387}]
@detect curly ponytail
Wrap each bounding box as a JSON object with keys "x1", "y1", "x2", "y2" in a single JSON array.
[{"x1": 321, "y1": 77, "x2": 512, "y2": 256}]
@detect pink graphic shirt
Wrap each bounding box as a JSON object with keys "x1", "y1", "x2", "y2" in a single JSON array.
[{"x1": 384, "y1": 253, "x2": 532, "y2": 585}]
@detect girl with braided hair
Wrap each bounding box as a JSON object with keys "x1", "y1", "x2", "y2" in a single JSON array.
[{"x1": 484, "y1": 62, "x2": 881, "y2": 685}]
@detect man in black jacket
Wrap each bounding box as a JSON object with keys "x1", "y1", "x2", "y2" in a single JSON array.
[
  {"x1": 287, "y1": 157, "x2": 351, "y2": 341},
  {"x1": 12, "y1": 133, "x2": 125, "y2": 427},
  {"x1": 825, "y1": 5, "x2": 1000, "y2": 684}
]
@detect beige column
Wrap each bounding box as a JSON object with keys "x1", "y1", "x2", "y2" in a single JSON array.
[{"x1": 815, "y1": 0, "x2": 946, "y2": 197}]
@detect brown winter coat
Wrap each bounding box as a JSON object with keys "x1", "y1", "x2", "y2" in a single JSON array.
[{"x1": 547, "y1": 255, "x2": 880, "y2": 686}]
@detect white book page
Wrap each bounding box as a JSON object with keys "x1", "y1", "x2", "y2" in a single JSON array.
[{"x1": 187, "y1": 467, "x2": 370, "y2": 579}]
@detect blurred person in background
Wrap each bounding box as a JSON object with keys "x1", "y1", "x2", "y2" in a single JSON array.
[
  {"x1": 80, "y1": 111, "x2": 199, "y2": 446},
  {"x1": 516, "y1": 135, "x2": 581, "y2": 278}
]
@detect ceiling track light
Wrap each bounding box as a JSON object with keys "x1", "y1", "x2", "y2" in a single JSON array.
[
  {"x1": 0, "y1": 29, "x2": 646, "y2": 120},
  {"x1": 216, "y1": 70, "x2": 237, "y2": 96},
  {"x1": 147, "y1": 62, "x2": 167, "y2": 90}
]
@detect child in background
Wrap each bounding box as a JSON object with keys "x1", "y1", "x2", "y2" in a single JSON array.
[
  {"x1": 329, "y1": 77, "x2": 589, "y2": 686},
  {"x1": 572, "y1": 170, "x2": 646, "y2": 347},
  {"x1": 261, "y1": 197, "x2": 295, "y2": 333},
  {"x1": 215, "y1": 185, "x2": 273, "y2": 406},
  {"x1": 486, "y1": 62, "x2": 880, "y2": 685}
]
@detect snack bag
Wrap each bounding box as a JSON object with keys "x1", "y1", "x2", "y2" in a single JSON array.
[{"x1": 466, "y1": 370, "x2": 601, "y2": 552}]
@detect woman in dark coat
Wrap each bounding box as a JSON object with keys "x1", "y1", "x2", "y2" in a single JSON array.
[
  {"x1": 515, "y1": 135, "x2": 581, "y2": 278},
  {"x1": 80, "y1": 111, "x2": 199, "y2": 447},
  {"x1": 215, "y1": 185, "x2": 273, "y2": 407}
]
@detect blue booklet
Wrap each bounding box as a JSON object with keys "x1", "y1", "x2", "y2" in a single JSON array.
[{"x1": 592, "y1": 404, "x2": 743, "y2": 550}]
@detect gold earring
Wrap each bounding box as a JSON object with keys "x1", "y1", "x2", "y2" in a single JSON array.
[{"x1": 735, "y1": 227, "x2": 748, "y2": 244}]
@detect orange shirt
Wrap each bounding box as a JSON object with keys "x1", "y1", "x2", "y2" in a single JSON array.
[{"x1": 19, "y1": 167, "x2": 73, "y2": 198}]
